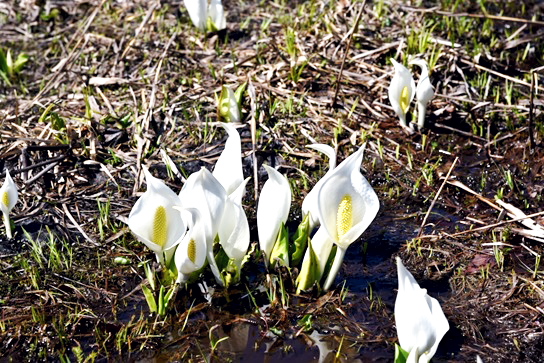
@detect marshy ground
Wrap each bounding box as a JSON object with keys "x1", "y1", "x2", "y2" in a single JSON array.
[{"x1": 1, "y1": 0, "x2": 544, "y2": 361}]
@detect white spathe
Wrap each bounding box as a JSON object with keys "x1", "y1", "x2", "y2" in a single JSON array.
[
  {"x1": 217, "y1": 178, "x2": 250, "y2": 268},
  {"x1": 212, "y1": 123, "x2": 244, "y2": 196},
  {"x1": 183, "y1": 0, "x2": 226, "y2": 31},
  {"x1": 301, "y1": 144, "x2": 337, "y2": 231},
  {"x1": 183, "y1": 0, "x2": 207, "y2": 31},
  {"x1": 208, "y1": 0, "x2": 226, "y2": 30},
  {"x1": 179, "y1": 167, "x2": 227, "y2": 285},
  {"x1": 395, "y1": 257, "x2": 450, "y2": 363},
  {"x1": 316, "y1": 147, "x2": 380, "y2": 291},
  {"x1": 174, "y1": 208, "x2": 207, "y2": 283},
  {"x1": 128, "y1": 167, "x2": 186, "y2": 265},
  {"x1": 409, "y1": 58, "x2": 435, "y2": 130},
  {"x1": 388, "y1": 58, "x2": 416, "y2": 129},
  {"x1": 257, "y1": 165, "x2": 291, "y2": 262},
  {"x1": 0, "y1": 169, "x2": 18, "y2": 239}
]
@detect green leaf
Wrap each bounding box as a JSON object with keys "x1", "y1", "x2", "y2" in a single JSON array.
[
  {"x1": 290, "y1": 213, "x2": 310, "y2": 267},
  {"x1": 158, "y1": 285, "x2": 166, "y2": 316},
  {"x1": 13, "y1": 53, "x2": 29, "y2": 74},
  {"x1": 160, "y1": 285, "x2": 177, "y2": 317},
  {"x1": 0, "y1": 49, "x2": 8, "y2": 74},
  {"x1": 141, "y1": 260, "x2": 156, "y2": 291},
  {"x1": 206, "y1": 16, "x2": 218, "y2": 33},
  {"x1": 394, "y1": 344, "x2": 409, "y2": 363},
  {"x1": 0, "y1": 70, "x2": 10, "y2": 86},
  {"x1": 270, "y1": 222, "x2": 290, "y2": 268},
  {"x1": 295, "y1": 238, "x2": 320, "y2": 293},
  {"x1": 296, "y1": 314, "x2": 313, "y2": 332},
  {"x1": 321, "y1": 244, "x2": 337, "y2": 283},
  {"x1": 234, "y1": 82, "x2": 247, "y2": 107},
  {"x1": 141, "y1": 284, "x2": 157, "y2": 313},
  {"x1": 216, "y1": 247, "x2": 241, "y2": 288}
]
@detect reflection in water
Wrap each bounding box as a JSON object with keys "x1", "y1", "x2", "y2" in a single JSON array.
[
  {"x1": 309, "y1": 330, "x2": 332, "y2": 363},
  {"x1": 216, "y1": 323, "x2": 250, "y2": 355}
]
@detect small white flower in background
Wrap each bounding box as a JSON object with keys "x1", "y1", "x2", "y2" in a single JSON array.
[
  {"x1": 315, "y1": 146, "x2": 380, "y2": 291},
  {"x1": 409, "y1": 58, "x2": 434, "y2": 130},
  {"x1": 174, "y1": 208, "x2": 207, "y2": 283},
  {"x1": 0, "y1": 169, "x2": 18, "y2": 239},
  {"x1": 128, "y1": 167, "x2": 186, "y2": 265},
  {"x1": 301, "y1": 144, "x2": 337, "y2": 231},
  {"x1": 388, "y1": 58, "x2": 416, "y2": 130},
  {"x1": 218, "y1": 86, "x2": 241, "y2": 123},
  {"x1": 257, "y1": 165, "x2": 291, "y2": 265},
  {"x1": 212, "y1": 123, "x2": 244, "y2": 196},
  {"x1": 179, "y1": 167, "x2": 227, "y2": 285},
  {"x1": 395, "y1": 257, "x2": 449, "y2": 363},
  {"x1": 183, "y1": 0, "x2": 226, "y2": 32}
]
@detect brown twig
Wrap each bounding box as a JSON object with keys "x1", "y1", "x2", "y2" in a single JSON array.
[
  {"x1": 528, "y1": 71, "x2": 536, "y2": 150},
  {"x1": 448, "y1": 211, "x2": 544, "y2": 238},
  {"x1": 417, "y1": 157, "x2": 459, "y2": 238},
  {"x1": 403, "y1": 6, "x2": 544, "y2": 27},
  {"x1": 459, "y1": 58, "x2": 544, "y2": 92},
  {"x1": 248, "y1": 81, "x2": 259, "y2": 201},
  {"x1": 331, "y1": 1, "x2": 366, "y2": 108}
]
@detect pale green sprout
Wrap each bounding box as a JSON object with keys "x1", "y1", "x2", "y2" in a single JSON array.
[
  {"x1": 409, "y1": 58, "x2": 435, "y2": 130},
  {"x1": 0, "y1": 169, "x2": 18, "y2": 239},
  {"x1": 315, "y1": 147, "x2": 380, "y2": 291},
  {"x1": 394, "y1": 257, "x2": 449, "y2": 363},
  {"x1": 128, "y1": 167, "x2": 186, "y2": 265},
  {"x1": 174, "y1": 208, "x2": 208, "y2": 284},
  {"x1": 257, "y1": 165, "x2": 291, "y2": 267},
  {"x1": 295, "y1": 227, "x2": 333, "y2": 293},
  {"x1": 179, "y1": 168, "x2": 227, "y2": 286},
  {"x1": 388, "y1": 58, "x2": 416, "y2": 130},
  {"x1": 0, "y1": 48, "x2": 29, "y2": 85},
  {"x1": 218, "y1": 86, "x2": 241, "y2": 123},
  {"x1": 183, "y1": 0, "x2": 226, "y2": 32}
]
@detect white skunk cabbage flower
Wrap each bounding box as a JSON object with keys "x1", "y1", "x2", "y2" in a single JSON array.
[
  {"x1": 218, "y1": 179, "x2": 250, "y2": 270},
  {"x1": 388, "y1": 58, "x2": 416, "y2": 129},
  {"x1": 409, "y1": 58, "x2": 434, "y2": 130},
  {"x1": 257, "y1": 165, "x2": 291, "y2": 263},
  {"x1": 179, "y1": 167, "x2": 227, "y2": 285},
  {"x1": 395, "y1": 257, "x2": 449, "y2": 363},
  {"x1": 218, "y1": 86, "x2": 241, "y2": 123},
  {"x1": 212, "y1": 123, "x2": 244, "y2": 196},
  {"x1": 174, "y1": 208, "x2": 207, "y2": 283},
  {"x1": 301, "y1": 144, "x2": 337, "y2": 231},
  {"x1": 208, "y1": 0, "x2": 226, "y2": 30},
  {"x1": 128, "y1": 168, "x2": 186, "y2": 265},
  {"x1": 183, "y1": 0, "x2": 226, "y2": 32},
  {"x1": 316, "y1": 147, "x2": 380, "y2": 291},
  {"x1": 1, "y1": 169, "x2": 18, "y2": 239}
]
